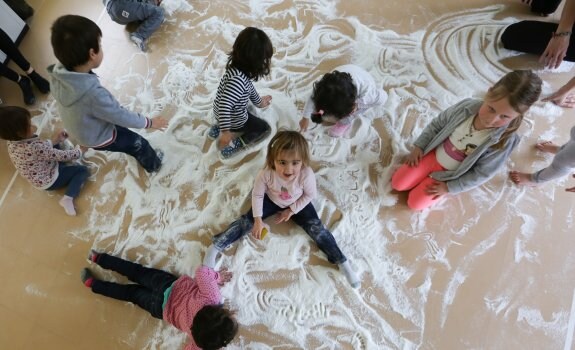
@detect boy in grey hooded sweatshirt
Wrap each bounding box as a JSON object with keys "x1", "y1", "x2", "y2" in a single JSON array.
[{"x1": 49, "y1": 15, "x2": 167, "y2": 173}]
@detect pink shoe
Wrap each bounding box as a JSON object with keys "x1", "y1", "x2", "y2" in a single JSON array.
[{"x1": 328, "y1": 122, "x2": 351, "y2": 137}]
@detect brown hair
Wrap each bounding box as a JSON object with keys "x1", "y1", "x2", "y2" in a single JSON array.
[
  {"x1": 265, "y1": 130, "x2": 310, "y2": 169},
  {"x1": 226, "y1": 27, "x2": 273, "y2": 81},
  {"x1": 486, "y1": 70, "x2": 542, "y2": 149},
  {"x1": 0, "y1": 106, "x2": 32, "y2": 141}
]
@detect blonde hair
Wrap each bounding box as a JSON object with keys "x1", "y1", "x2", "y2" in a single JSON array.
[
  {"x1": 486, "y1": 70, "x2": 542, "y2": 149},
  {"x1": 266, "y1": 130, "x2": 310, "y2": 169}
]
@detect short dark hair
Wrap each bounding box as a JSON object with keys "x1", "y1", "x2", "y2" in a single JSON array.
[
  {"x1": 311, "y1": 70, "x2": 358, "y2": 120},
  {"x1": 51, "y1": 15, "x2": 102, "y2": 71},
  {"x1": 226, "y1": 27, "x2": 273, "y2": 81},
  {"x1": 191, "y1": 305, "x2": 238, "y2": 350},
  {"x1": 0, "y1": 106, "x2": 31, "y2": 141}
]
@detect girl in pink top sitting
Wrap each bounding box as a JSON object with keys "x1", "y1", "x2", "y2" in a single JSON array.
[
  {"x1": 203, "y1": 130, "x2": 360, "y2": 288},
  {"x1": 80, "y1": 252, "x2": 237, "y2": 350},
  {"x1": 0, "y1": 106, "x2": 89, "y2": 216}
]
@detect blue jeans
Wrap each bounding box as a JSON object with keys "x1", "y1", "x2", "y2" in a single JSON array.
[
  {"x1": 212, "y1": 195, "x2": 347, "y2": 264},
  {"x1": 106, "y1": 0, "x2": 165, "y2": 40},
  {"x1": 91, "y1": 253, "x2": 178, "y2": 319},
  {"x1": 94, "y1": 126, "x2": 161, "y2": 173},
  {"x1": 46, "y1": 163, "x2": 89, "y2": 198}
]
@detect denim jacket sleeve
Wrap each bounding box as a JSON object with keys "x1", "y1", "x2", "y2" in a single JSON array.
[{"x1": 445, "y1": 134, "x2": 520, "y2": 194}]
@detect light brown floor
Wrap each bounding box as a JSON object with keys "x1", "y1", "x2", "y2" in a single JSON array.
[{"x1": 1, "y1": 0, "x2": 575, "y2": 349}]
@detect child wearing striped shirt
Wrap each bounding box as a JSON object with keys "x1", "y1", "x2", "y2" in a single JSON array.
[{"x1": 209, "y1": 27, "x2": 274, "y2": 159}]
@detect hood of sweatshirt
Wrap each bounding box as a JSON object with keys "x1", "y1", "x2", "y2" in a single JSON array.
[{"x1": 48, "y1": 63, "x2": 100, "y2": 107}]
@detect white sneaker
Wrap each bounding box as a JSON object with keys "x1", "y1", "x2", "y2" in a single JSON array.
[{"x1": 130, "y1": 34, "x2": 148, "y2": 52}]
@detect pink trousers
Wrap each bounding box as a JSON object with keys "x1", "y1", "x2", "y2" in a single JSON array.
[{"x1": 391, "y1": 150, "x2": 446, "y2": 210}]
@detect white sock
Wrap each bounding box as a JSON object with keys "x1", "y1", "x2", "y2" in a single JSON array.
[
  {"x1": 339, "y1": 260, "x2": 360, "y2": 289},
  {"x1": 203, "y1": 244, "x2": 221, "y2": 268},
  {"x1": 59, "y1": 195, "x2": 76, "y2": 216}
]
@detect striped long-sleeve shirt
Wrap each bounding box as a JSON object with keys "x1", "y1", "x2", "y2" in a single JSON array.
[{"x1": 213, "y1": 67, "x2": 262, "y2": 131}]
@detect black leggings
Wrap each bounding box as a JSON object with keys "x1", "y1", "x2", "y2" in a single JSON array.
[
  {"x1": 529, "y1": 0, "x2": 562, "y2": 15},
  {"x1": 91, "y1": 253, "x2": 178, "y2": 319},
  {"x1": 501, "y1": 20, "x2": 575, "y2": 62},
  {"x1": 0, "y1": 28, "x2": 30, "y2": 82}
]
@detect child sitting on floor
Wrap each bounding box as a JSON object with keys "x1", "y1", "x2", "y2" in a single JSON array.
[
  {"x1": 208, "y1": 27, "x2": 273, "y2": 159},
  {"x1": 391, "y1": 70, "x2": 542, "y2": 210},
  {"x1": 0, "y1": 106, "x2": 89, "y2": 216},
  {"x1": 204, "y1": 130, "x2": 361, "y2": 288}
]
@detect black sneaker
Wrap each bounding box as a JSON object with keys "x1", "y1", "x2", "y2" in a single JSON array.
[{"x1": 17, "y1": 76, "x2": 35, "y2": 105}]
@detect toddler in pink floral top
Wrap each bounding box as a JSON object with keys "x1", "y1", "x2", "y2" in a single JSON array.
[
  {"x1": 81, "y1": 251, "x2": 238, "y2": 350},
  {"x1": 0, "y1": 106, "x2": 89, "y2": 215}
]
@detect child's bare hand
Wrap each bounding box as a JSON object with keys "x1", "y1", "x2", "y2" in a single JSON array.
[
  {"x1": 542, "y1": 90, "x2": 575, "y2": 108},
  {"x1": 218, "y1": 131, "x2": 234, "y2": 149},
  {"x1": 78, "y1": 145, "x2": 90, "y2": 153},
  {"x1": 424, "y1": 180, "x2": 448, "y2": 199},
  {"x1": 218, "y1": 267, "x2": 233, "y2": 285},
  {"x1": 299, "y1": 118, "x2": 310, "y2": 132},
  {"x1": 275, "y1": 208, "x2": 294, "y2": 223},
  {"x1": 251, "y1": 218, "x2": 264, "y2": 239},
  {"x1": 258, "y1": 95, "x2": 272, "y2": 108},
  {"x1": 405, "y1": 147, "x2": 423, "y2": 167},
  {"x1": 150, "y1": 117, "x2": 168, "y2": 130}
]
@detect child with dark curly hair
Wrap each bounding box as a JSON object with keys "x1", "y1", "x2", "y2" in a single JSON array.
[
  {"x1": 81, "y1": 251, "x2": 238, "y2": 350},
  {"x1": 208, "y1": 27, "x2": 274, "y2": 159},
  {"x1": 299, "y1": 65, "x2": 387, "y2": 137}
]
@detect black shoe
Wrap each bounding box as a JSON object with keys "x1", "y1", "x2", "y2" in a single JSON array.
[
  {"x1": 4, "y1": 0, "x2": 34, "y2": 20},
  {"x1": 28, "y1": 71, "x2": 50, "y2": 94},
  {"x1": 18, "y1": 76, "x2": 35, "y2": 105}
]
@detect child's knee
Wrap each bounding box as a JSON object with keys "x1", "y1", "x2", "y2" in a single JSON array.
[
  {"x1": 406, "y1": 192, "x2": 434, "y2": 211},
  {"x1": 391, "y1": 168, "x2": 412, "y2": 191}
]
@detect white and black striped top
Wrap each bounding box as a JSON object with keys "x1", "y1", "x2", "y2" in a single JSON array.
[{"x1": 213, "y1": 67, "x2": 262, "y2": 131}]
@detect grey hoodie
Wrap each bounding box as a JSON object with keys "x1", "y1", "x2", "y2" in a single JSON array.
[
  {"x1": 414, "y1": 98, "x2": 520, "y2": 194},
  {"x1": 48, "y1": 63, "x2": 149, "y2": 147}
]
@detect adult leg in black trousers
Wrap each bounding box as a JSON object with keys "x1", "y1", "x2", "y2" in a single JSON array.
[
  {"x1": 529, "y1": 0, "x2": 563, "y2": 16},
  {"x1": 501, "y1": 20, "x2": 575, "y2": 62},
  {"x1": 0, "y1": 28, "x2": 50, "y2": 105}
]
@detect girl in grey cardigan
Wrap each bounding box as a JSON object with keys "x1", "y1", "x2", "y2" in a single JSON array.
[{"x1": 392, "y1": 70, "x2": 542, "y2": 210}]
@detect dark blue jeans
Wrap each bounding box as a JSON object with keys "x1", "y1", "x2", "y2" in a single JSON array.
[
  {"x1": 91, "y1": 253, "x2": 178, "y2": 319},
  {"x1": 231, "y1": 112, "x2": 271, "y2": 146},
  {"x1": 94, "y1": 126, "x2": 161, "y2": 173},
  {"x1": 212, "y1": 195, "x2": 347, "y2": 264},
  {"x1": 46, "y1": 163, "x2": 89, "y2": 198}
]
